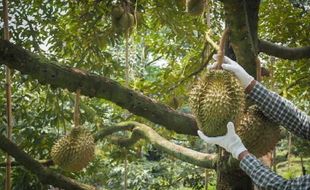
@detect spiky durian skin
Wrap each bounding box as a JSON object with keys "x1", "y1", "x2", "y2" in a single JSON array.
[
  {"x1": 189, "y1": 70, "x2": 245, "y2": 136},
  {"x1": 51, "y1": 127, "x2": 95, "y2": 172},
  {"x1": 237, "y1": 105, "x2": 280, "y2": 157}
]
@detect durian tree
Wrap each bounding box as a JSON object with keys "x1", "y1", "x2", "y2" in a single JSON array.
[{"x1": 0, "y1": 0, "x2": 309, "y2": 189}]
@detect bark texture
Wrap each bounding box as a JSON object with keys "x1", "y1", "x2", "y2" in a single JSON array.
[
  {"x1": 0, "y1": 40, "x2": 198, "y2": 135},
  {"x1": 223, "y1": 0, "x2": 260, "y2": 77},
  {"x1": 95, "y1": 121, "x2": 216, "y2": 168},
  {"x1": 259, "y1": 40, "x2": 310, "y2": 60},
  {"x1": 217, "y1": 0, "x2": 261, "y2": 189}
]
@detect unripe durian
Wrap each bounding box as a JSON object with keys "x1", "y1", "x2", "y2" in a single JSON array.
[
  {"x1": 111, "y1": 5, "x2": 135, "y2": 34},
  {"x1": 51, "y1": 127, "x2": 95, "y2": 172},
  {"x1": 186, "y1": 0, "x2": 205, "y2": 16},
  {"x1": 189, "y1": 70, "x2": 245, "y2": 136},
  {"x1": 119, "y1": 13, "x2": 135, "y2": 31},
  {"x1": 237, "y1": 105, "x2": 280, "y2": 157}
]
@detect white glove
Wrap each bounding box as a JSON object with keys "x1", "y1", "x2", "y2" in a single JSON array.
[
  {"x1": 197, "y1": 122, "x2": 247, "y2": 159},
  {"x1": 208, "y1": 55, "x2": 254, "y2": 89}
]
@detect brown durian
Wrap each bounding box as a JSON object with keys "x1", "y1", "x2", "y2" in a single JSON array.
[
  {"x1": 189, "y1": 70, "x2": 245, "y2": 137},
  {"x1": 237, "y1": 105, "x2": 280, "y2": 157},
  {"x1": 51, "y1": 127, "x2": 95, "y2": 172},
  {"x1": 186, "y1": 0, "x2": 205, "y2": 16}
]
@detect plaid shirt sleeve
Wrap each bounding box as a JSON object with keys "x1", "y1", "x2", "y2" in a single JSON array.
[
  {"x1": 246, "y1": 82, "x2": 310, "y2": 140},
  {"x1": 240, "y1": 154, "x2": 310, "y2": 190}
]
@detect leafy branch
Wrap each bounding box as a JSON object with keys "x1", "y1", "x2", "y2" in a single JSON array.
[
  {"x1": 0, "y1": 40, "x2": 198, "y2": 135},
  {"x1": 95, "y1": 121, "x2": 217, "y2": 169}
]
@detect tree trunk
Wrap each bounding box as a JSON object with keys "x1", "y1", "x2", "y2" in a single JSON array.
[
  {"x1": 215, "y1": 0, "x2": 261, "y2": 189},
  {"x1": 216, "y1": 152, "x2": 253, "y2": 190}
]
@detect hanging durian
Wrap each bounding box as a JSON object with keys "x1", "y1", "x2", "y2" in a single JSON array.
[
  {"x1": 51, "y1": 90, "x2": 95, "y2": 172},
  {"x1": 189, "y1": 28, "x2": 245, "y2": 137},
  {"x1": 237, "y1": 105, "x2": 280, "y2": 157},
  {"x1": 111, "y1": 5, "x2": 135, "y2": 34},
  {"x1": 186, "y1": 0, "x2": 205, "y2": 16},
  {"x1": 51, "y1": 126, "x2": 95, "y2": 172}
]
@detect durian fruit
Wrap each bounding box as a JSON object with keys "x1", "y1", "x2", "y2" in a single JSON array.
[
  {"x1": 112, "y1": 6, "x2": 125, "y2": 19},
  {"x1": 237, "y1": 105, "x2": 280, "y2": 157},
  {"x1": 119, "y1": 13, "x2": 135, "y2": 31},
  {"x1": 51, "y1": 126, "x2": 95, "y2": 172},
  {"x1": 189, "y1": 69, "x2": 245, "y2": 137},
  {"x1": 111, "y1": 6, "x2": 135, "y2": 34},
  {"x1": 186, "y1": 0, "x2": 205, "y2": 16}
]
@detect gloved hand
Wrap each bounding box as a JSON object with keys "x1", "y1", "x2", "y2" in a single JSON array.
[
  {"x1": 197, "y1": 122, "x2": 247, "y2": 159},
  {"x1": 208, "y1": 55, "x2": 254, "y2": 89}
]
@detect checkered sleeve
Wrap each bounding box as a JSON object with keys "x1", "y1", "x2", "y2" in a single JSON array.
[
  {"x1": 246, "y1": 82, "x2": 310, "y2": 140},
  {"x1": 240, "y1": 154, "x2": 310, "y2": 190}
]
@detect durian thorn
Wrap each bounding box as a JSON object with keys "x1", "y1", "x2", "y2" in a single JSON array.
[
  {"x1": 215, "y1": 28, "x2": 230, "y2": 69},
  {"x1": 74, "y1": 89, "x2": 81, "y2": 127}
]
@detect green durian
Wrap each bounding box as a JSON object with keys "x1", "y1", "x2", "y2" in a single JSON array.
[
  {"x1": 189, "y1": 70, "x2": 245, "y2": 137},
  {"x1": 111, "y1": 5, "x2": 134, "y2": 34},
  {"x1": 237, "y1": 105, "x2": 280, "y2": 157},
  {"x1": 51, "y1": 127, "x2": 95, "y2": 172}
]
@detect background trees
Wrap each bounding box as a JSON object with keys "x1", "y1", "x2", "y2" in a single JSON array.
[{"x1": 0, "y1": 0, "x2": 309, "y2": 189}]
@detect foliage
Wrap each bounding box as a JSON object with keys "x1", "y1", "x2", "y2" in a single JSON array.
[{"x1": 0, "y1": 0, "x2": 309, "y2": 189}]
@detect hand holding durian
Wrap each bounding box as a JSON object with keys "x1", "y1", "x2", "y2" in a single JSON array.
[
  {"x1": 198, "y1": 122, "x2": 247, "y2": 159},
  {"x1": 197, "y1": 56, "x2": 266, "y2": 160},
  {"x1": 209, "y1": 55, "x2": 254, "y2": 89}
]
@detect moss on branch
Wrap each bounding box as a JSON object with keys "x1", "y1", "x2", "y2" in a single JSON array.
[{"x1": 96, "y1": 121, "x2": 217, "y2": 169}]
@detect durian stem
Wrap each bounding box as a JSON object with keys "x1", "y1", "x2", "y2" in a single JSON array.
[
  {"x1": 125, "y1": 30, "x2": 130, "y2": 87},
  {"x1": 215, "y1": 28, "x2": 230, "y2": 69},
  {"x1": 74, "y1": 89, "x2": 81, "y2": 127}
]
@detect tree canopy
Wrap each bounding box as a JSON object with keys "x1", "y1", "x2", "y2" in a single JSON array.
[{"x1": 0, "y1": 0, "x2": 309, "y2": 189}]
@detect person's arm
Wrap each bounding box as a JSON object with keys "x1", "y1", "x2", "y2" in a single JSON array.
[
  {"x1": 240, "y1": 153, "x2": 310, "y2": 190},
  {"x1": 211, "y1": 55, "x2": 310, "y2": 140},
  {"x1": 198, "y1": 124, "x2": 310, "y2": 190},
  {"x1": 245, "y1": 80, "x2": 310, "y2": 140}
]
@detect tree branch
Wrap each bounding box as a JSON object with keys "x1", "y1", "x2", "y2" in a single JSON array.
[
  {"x1": 0, "y1": 160, "x2": 53, "y2": 168},
  {"x1": 259, "y1": 40, "x2": 310, "y2": 60},
  {"x1": 223, "y1": 0, "x2": 260, "y2": 77},
  {"x1": 95, "y1": 121, "x2": 217, "y2": 169},
  {"x1": 0, "y1": 134, "x2": 96, "y2": 190},
  {"x1": 168, "y1": 49, "x2": 216, "y2": 91},
  {"x1": 205, "y1": 32, "x2": 219, "y2": 50},
  {"x1": 0, "y1": 40, "x2": 198, "y2": 135}
]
